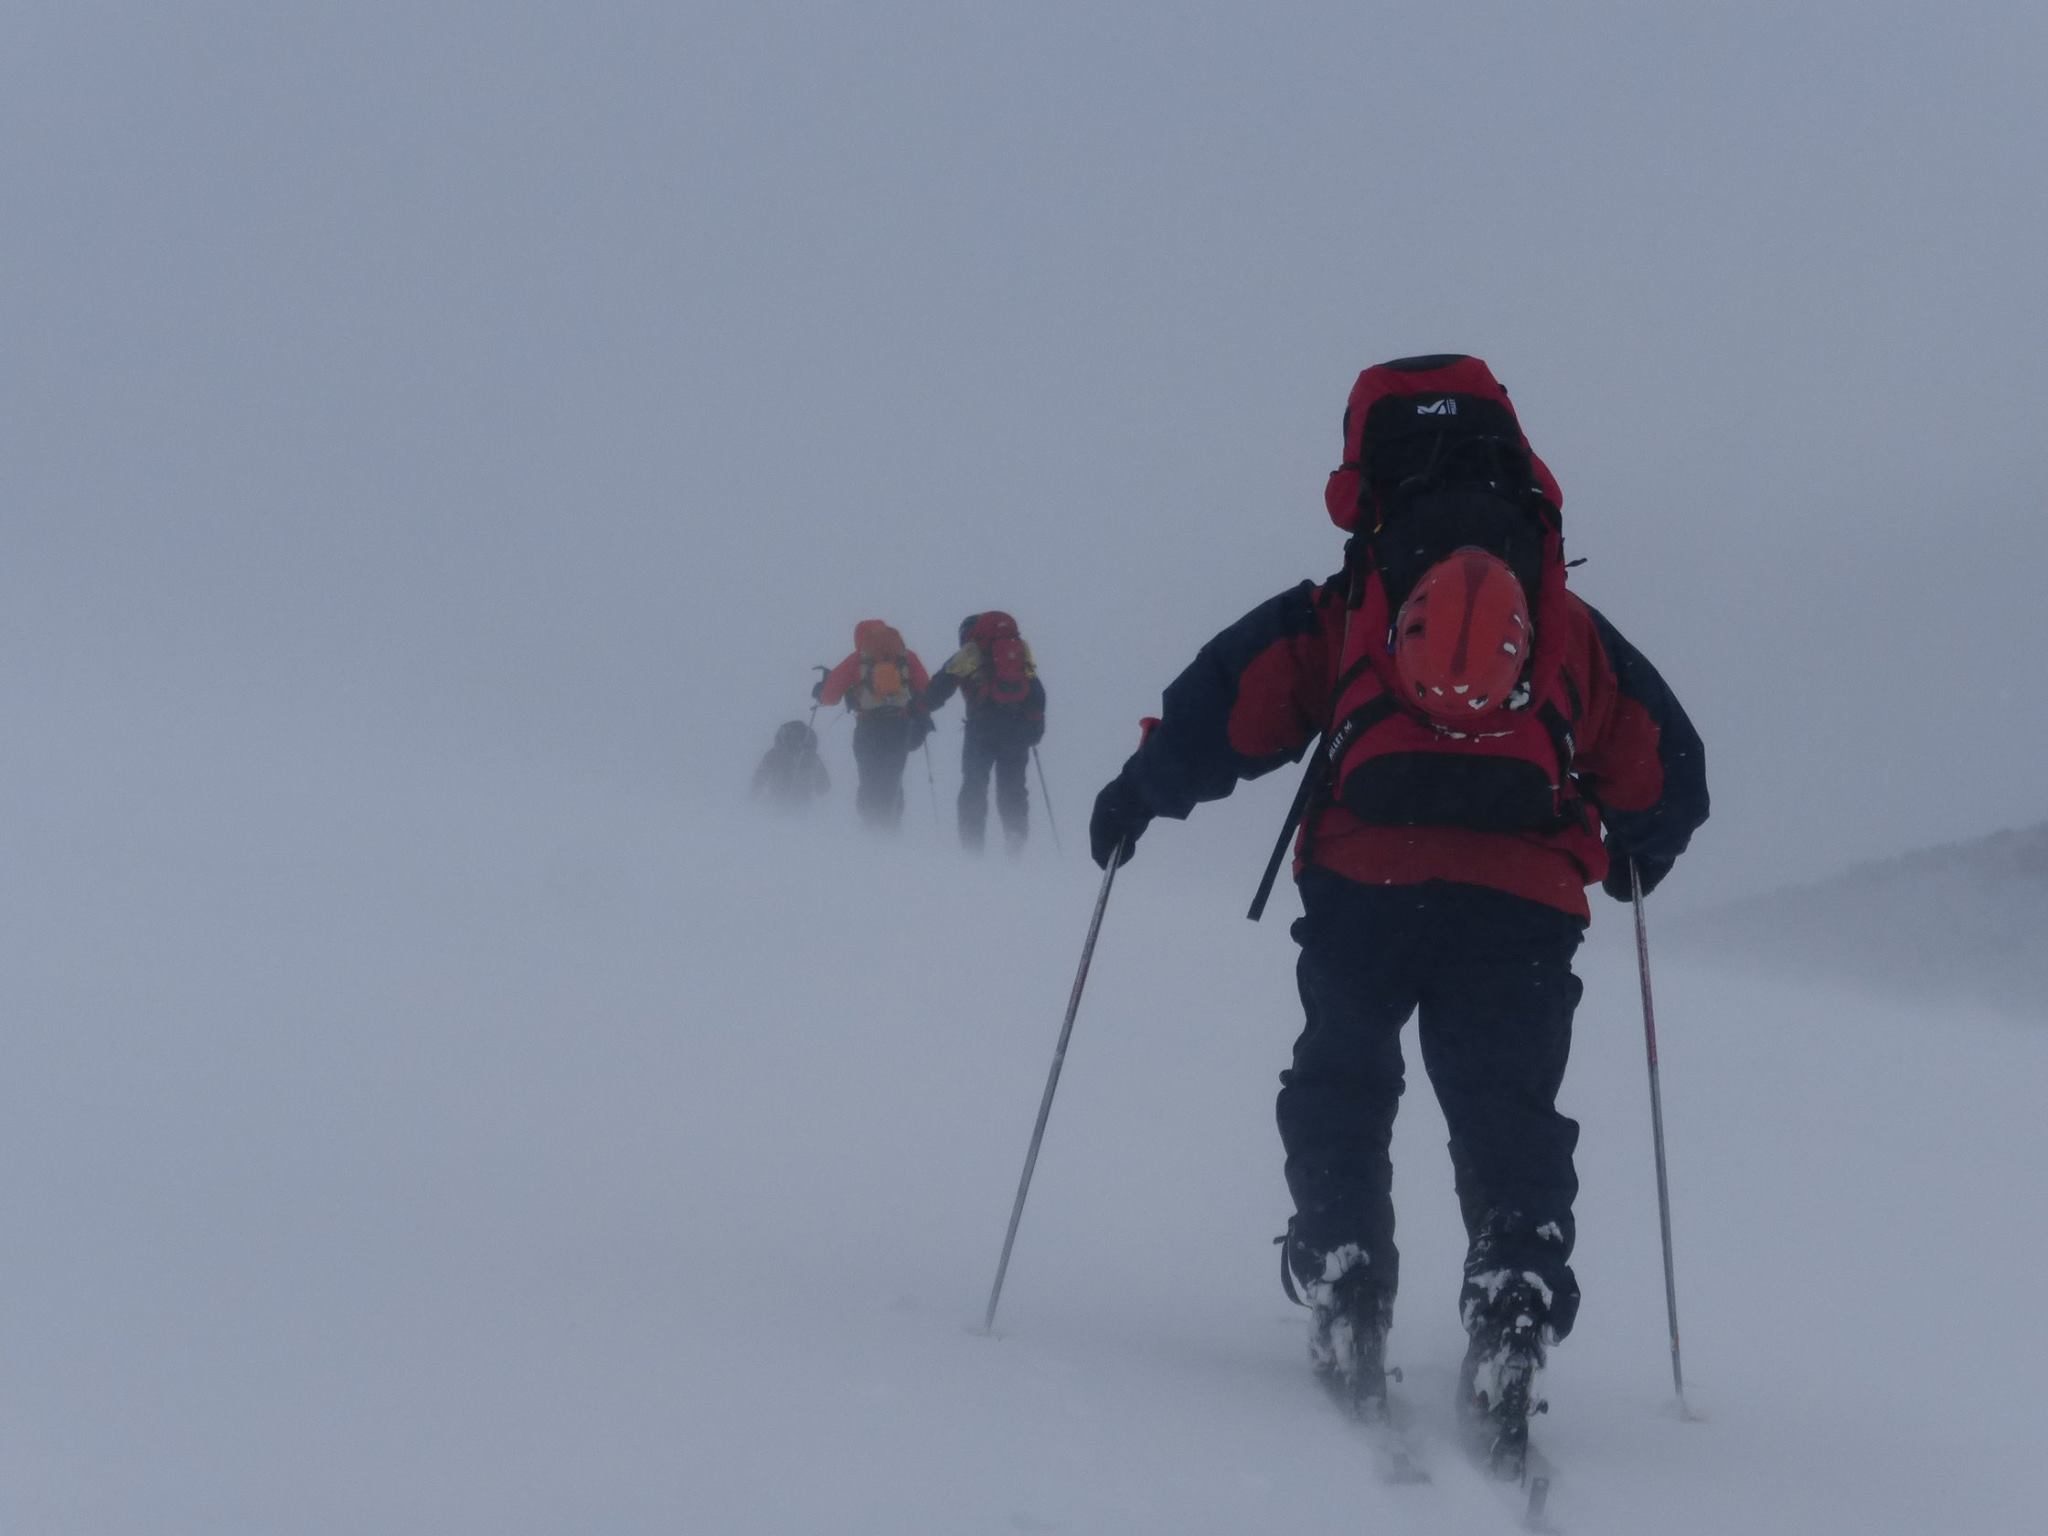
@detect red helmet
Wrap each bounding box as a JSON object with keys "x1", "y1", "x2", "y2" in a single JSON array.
[{"x1": 1391, "y1": 548, "x2": 1532, "y2": 723}]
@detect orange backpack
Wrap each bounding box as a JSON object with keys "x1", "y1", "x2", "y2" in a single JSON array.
[{"x1": 859, "y1": 625, "x2": 911, "y2": 708}]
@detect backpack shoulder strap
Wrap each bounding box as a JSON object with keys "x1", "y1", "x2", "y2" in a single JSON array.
[{"x1": 1246, "y1": 561, "x2": 1362, "y2": 922}]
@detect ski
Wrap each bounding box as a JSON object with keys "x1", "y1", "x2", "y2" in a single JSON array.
[
  {"x1": 1461, "y1": 1413, "x2": 1559, "y2": 1532},
  {"x1": 1522, "y1": 1443, "x2": 1557, "y2": 1533},
  {"x1": 1359, "y1": 1395, "x2": 1431, "y2": 1487},
  {"x1": 1318, "y1": 1369, "x2": 1430, "y2": 1486},
  {"x1": 1455, "y1": 1298, "x2": 1560, "y2": 1531}
]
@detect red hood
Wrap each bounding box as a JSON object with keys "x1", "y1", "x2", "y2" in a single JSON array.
[{"x1": 853, "y1": 619, "x2": 898, "y2": 654}]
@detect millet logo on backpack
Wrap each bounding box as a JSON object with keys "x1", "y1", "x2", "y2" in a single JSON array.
[{"x1": 1415, "y1": 398, "x2": 1458, "y2": 416}]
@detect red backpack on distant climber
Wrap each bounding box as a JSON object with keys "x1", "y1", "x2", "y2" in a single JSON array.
[{"x1": 969, "y1": 612, "x2": 1033, "y2": 707}]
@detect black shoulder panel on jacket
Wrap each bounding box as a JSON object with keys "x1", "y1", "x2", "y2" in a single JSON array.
[
  {"x1": 1583, "y1": 604, "x2": 1710, "y2": 867},
  {"x1": 1125, "y1": 579, "x2": 1331, "y2": 820}
]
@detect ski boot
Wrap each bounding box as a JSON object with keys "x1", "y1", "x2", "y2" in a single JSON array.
[
  {"x1": 1288, "y1": 1242, "x2": 1395, "y2": 1419},
  {"x1": 1458, "y1": 1274, "x2": 1551, "y2": 1481}
]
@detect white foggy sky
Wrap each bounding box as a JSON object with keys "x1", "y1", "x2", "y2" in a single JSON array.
[{"x1": 8, "y1": 2, "x2": 2047, "y2": 908}]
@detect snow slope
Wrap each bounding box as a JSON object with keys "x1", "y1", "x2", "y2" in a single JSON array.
[
  {"x1": 5, "y1": 729, "x2": 2040, "y2": 1535},
  {"x1": 1670, "y1": 822, "x2": 2048, "y2": 1022}
]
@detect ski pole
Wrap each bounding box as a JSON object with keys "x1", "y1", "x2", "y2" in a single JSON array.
[
  {"x1": 1031, "y1": 747, "x2": 1063, "y2": 853},
  {"x1": 982, "y1": 721, "x2": 1151, "y2": 1333},
  {"x1": 981, "y1": 836, "x2": 1124, "y2": 1335},
  {"x1": 921, "y1": 737, "x2": 941, "y2": 828},
  {"x1": 807, "y1": 665, "x2": 830, "y2": 728},
  {"x1": 1632, "y1": 856, "x2": 1694, "y2": 1417}
]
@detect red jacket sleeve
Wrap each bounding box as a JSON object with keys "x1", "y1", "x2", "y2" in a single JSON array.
[{"x1": 816, "y1": 653, "x2": 861, "y2": 707}]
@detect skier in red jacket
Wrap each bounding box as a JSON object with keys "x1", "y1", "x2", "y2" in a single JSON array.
[
  {"x1": 815, "y1": 620, "x2": 931, "y2": 830},
  {"x1": 1088, "y1": 356, "x2": 1708, "y2": 1468}
]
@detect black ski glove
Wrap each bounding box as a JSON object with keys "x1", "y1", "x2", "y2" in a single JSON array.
[
  {"x1": 1089, "y1": 772, "x2": 1152, "y2": 870},
  {"x1": 1601, "y1": 852, "x2": 1673, "y2": 903}
]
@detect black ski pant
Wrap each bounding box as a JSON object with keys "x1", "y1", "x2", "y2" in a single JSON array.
[
  {"x1": 851, "y1": 711, "x2": 914, "y2": 829},
  {"x1": 958, "y1": 720, "x2": 1030, "y2": 850},
  {"x1": 1278, "y1": 869, "x2": 1585, "y2": 1341}
]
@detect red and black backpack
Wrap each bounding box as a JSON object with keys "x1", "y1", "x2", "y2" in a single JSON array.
[
  {"x1": 1251, "y1": 355, "x2": 1584, "y2": 918},
  {"x1": 1324, "y1": 353, "x2": 1563, "y2": 611},
  {"x1": 968, "y1": 611, "x2": 1033, "y2": 707}
]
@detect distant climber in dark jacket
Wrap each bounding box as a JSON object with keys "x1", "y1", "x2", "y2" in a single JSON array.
[
  {"x1": 751, "y1": 719, "x2": 830, "y2": 812},
  {"x1": 923, "y1": 611, "x2": 1046, "y2": 853}
]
